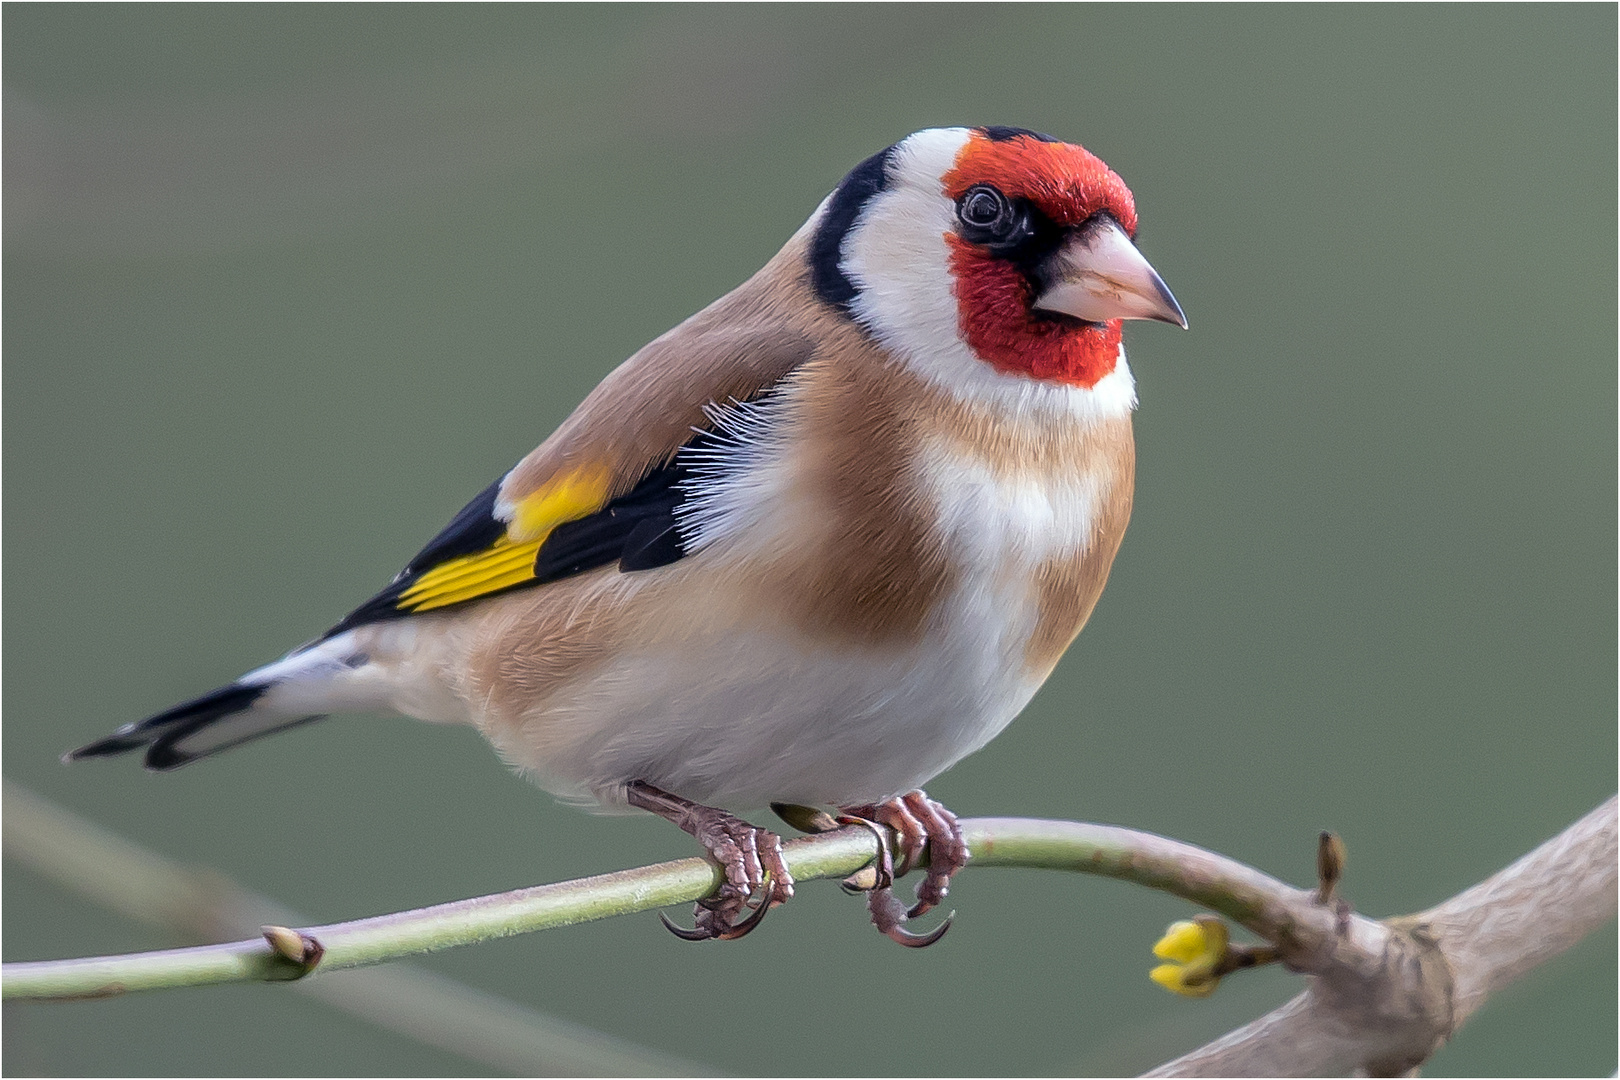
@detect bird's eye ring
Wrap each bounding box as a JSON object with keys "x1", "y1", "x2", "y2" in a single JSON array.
[{"x1": 957, "y1": 185, "x2": 1012, "y2": 233}]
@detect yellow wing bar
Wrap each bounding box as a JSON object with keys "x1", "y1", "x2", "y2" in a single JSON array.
[
  {"x1": 398, "y1": 465, "x2": 612, "y2": 614},
  {"x1": 398, "y1": 537, "x2": 545, "y2": 612}
]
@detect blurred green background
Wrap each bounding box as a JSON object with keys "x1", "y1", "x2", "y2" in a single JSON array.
[{"x1": 4, "y1": 5, "x2": 1614, "y2": 1076}]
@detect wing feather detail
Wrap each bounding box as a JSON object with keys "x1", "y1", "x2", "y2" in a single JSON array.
[
  {"x1": 321, "y1": 232, "x2": 825, "y2": 639},
  {"x1": 325, "y1": 433, "x2": 741, "y2": 638},
  {"x1": 398, "y1": 538, "x2": 546, "y2": 611},
  {"x1": 395, "y1": 465, "x2": 613, "y2": 613}
]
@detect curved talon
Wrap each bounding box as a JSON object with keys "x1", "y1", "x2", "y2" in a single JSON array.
[
  {"x1": 658, "y1": 911, "x2": 715, "y2": 941},
  {"x1": 626, "y1": 781, "x2": 795, "y2": 942},
  {"x1": 884, "y1": 910, "x2": 954, "y2": 949},
  {"x1": 837, "y1": 791, "x2": 967, "y2": 947},
  {"x1": 658, "y1": 886, "x2": 775, "y2": 942},
  {"x1": 713, "y1": 893, "x2": 773, "y2": 940},
  {"x1": 865, "y1": 875, "x2": 953, "y2": 948}
]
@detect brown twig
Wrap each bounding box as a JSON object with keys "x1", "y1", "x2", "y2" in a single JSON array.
[{"x1": 1144, "y1": 796, "x2": 1617, "y2": 1076}]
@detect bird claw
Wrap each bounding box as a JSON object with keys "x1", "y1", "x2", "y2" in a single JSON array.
[
  {"x1": 634, "y1": 782, "x2": 965, "y2": 946},
  {"x1": 627, "y1": 781, "x2": 794, "y2": 943},
  {"x1": 658, "y1": 910, "x2": 717, "y2": 941},
  {"x1": 658, "y1": 880, "x2": 776, "y2": 942},
  {"x1": 872, "y1": 887, "x2": 954, "y2": 948},
  {"x1": 858, "y1": 850, "x2": 953, "y2": 948},
  {"x1": 662, "y1": 856, "x2": 791, "y2": 943},
  {"x1": 857, "y1": 870, "x2": 953, "y2": 947},
  {"x1": 836, "y1": 791, "x2": 966, "y2": 949}
]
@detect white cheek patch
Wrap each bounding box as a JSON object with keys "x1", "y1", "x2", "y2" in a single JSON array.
[
  {"x1": 840, "y1": 127, "x2": 1137, "y2": 426},
  {"x1": 843, "y1": 128, "x2": 970, "y2": 385}
]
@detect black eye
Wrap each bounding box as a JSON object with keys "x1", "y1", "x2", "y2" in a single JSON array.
[{"x1": 958, "y1": 185, "x2": 1010, "y2": 230}]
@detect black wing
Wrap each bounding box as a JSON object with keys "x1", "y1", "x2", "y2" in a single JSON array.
[{"x1": 322, "y1": 429, "x2": 729, "y2": 639}]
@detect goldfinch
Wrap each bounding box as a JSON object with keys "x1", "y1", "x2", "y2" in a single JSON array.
[{"x1": 68, "y1": 126, "x2": 1185, "y2": 944}]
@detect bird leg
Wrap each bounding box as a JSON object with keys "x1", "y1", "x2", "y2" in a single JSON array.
[
  {"x1": 626, "y1": 781, "x2": 793, "y2": 941},
  {"x1": 838, "y1": 789, "x2": 968, "y2": 947}
]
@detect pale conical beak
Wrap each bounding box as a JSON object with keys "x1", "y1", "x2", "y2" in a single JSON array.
[{"x1": 1032, "y1": 217, "x2": 1188, "y2": 329}]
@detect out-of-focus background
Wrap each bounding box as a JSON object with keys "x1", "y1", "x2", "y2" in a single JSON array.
[{"x1": 4, "y1": 6, "x2": 1614, "y2": 1076}]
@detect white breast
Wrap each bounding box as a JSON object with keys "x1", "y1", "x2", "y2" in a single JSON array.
[{"x1": 482, "y1": 378, "x2": 1125, "y2": 813}]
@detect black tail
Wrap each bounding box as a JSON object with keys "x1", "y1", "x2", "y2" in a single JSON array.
[{"x1": 65, "y1": 683, "x2": 323, "y2": 771}]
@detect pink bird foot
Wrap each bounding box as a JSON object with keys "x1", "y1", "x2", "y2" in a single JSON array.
[
  {"x1": 839, "y1": 789, "x2": 968, "y2": 947},
  {"x1": 628, "y1": 781, "x2": 793, "y2": 941}
]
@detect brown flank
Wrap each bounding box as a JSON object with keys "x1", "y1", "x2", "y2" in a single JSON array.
[{"x1": 1024, "y1": 423, "x2": 1135, "y2": 676}]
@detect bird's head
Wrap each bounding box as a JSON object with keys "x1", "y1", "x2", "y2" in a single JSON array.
[{"x1": 810, "y1": 126, "x2": 1185, "y2": 395}]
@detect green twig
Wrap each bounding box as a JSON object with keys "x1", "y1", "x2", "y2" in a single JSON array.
[
  {"x1": 7, "y1": 785, "x2": 1613, "y2": 1078},
  {"x1": 4, "y1": 810, "x2": 1305, "y2": 1002},
  {"x1": 1, "y1": 783, "x2": 716, "y2": 1075}
]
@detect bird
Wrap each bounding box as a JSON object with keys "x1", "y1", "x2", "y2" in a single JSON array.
[{"x1": 67, "y1": 126, "x2": 1186, "y2": 945}]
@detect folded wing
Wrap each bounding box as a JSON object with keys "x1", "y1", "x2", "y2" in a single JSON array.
[{"x1": 325, "y1": 318, "x2": 816, "y2": 638}]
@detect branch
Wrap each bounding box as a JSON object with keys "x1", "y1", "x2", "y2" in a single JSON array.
[
  {"x1": 1146, "y1": 796, "x2": 1617, "y2": 1076},
  {"x1": 6, "y1": 791, "x2": 1613, "y2": 1078},
  {"x1": 2, "y1": 814, "x2": 1319, "y2": 1000},
  {"x1": 1, "y1": 783, "x2": 715, "y2": 1076}
]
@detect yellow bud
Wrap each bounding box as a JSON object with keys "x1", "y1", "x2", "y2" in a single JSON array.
[
  {"x1": 1153, "y1": 919, "x2": 1209, "y2": 963},
  {"x1": 1149, "y1": 914, "x2": 1229, "y2": 998},
  {"x1": 1150, "y1": 962, "x2": 1219, "y2": 998}
]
